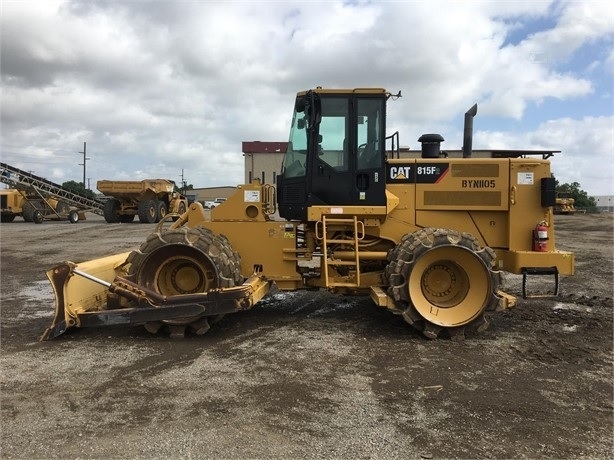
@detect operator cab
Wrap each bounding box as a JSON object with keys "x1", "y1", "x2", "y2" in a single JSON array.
[{"x1": 277, "y1": 88, "x2": 389, "y2": 221}]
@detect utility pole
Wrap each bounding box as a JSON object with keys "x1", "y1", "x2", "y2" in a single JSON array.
[
  {"x1": 180, "y1": 169, "x2": 187, "y2": 194},
  {"x1": 78, "y1": 142, "x2": 90, "y2": 189}
]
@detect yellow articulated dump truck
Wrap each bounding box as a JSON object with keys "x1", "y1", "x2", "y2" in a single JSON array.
[
  {"x1": 42, "y1": 88, "x2": 574, "y2": 341},
  {"x1": 97, "y1": 179, "x2": 189, "y2": 223}
]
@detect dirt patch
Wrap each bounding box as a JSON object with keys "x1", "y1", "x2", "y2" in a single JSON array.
[{"x1": 1, "y1": 213, "x2": 612, "y2": 459}]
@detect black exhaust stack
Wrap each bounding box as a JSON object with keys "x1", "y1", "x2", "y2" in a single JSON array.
[
  {"x1": 462, "y1": 103, "x2": 477, "y2": 158},
  {"x1": 418, "y1": 133, "x2": 445, "y2": 158}
]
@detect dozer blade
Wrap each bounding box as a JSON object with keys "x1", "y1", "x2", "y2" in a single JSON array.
[{"x1": 41, "y1": 253, "x2": 271, "y2": 341}]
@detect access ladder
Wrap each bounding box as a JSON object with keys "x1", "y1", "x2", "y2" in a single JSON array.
[{"x1": 318, "y1": 215, "x2": 364, "y2": 288}]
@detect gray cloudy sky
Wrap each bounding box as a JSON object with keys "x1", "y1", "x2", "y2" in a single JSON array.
[{"x1": 1, "y1": 0, "x2": 613, "y2": 195}]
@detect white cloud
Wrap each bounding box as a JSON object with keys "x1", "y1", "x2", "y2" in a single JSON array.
[
  {"x1": 1, "y1": 0, "x2": 612, "y2": 196},
  {"x1": 479, "y1": 115, "x2": 614, "y2": 195}
]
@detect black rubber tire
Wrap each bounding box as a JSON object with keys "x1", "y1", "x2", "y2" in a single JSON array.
[
  {"x1": 126, "y1": 227, "x2": 243, "y2": 336},
  {"x1": 172, "y1": 201, "x2": 187, "y2": 222},
  {"x1": 55, "y1": 200, "x2": 71, "y2": 215},
  {"x1": 103, "y1": 199, "x2": 121, "y2": 223},
  {"x1": 68, "y1": 210, "x2": 79, "y2": 223},
  {"x1": 22, "y1": 200, "x2": 44, "y2": 222},
  {"x1": 156, "y1": 201, "x2": 168, "y2": 223},
  {"x1": 138, "y1": 199, "x2": 157, "y2": 223},
  {"x1": 385, "y1": 228, "x2": 501, "y2": 339},
  {"x1": 119, "y1": 214, "x2": 136, "y2": 223},
  {"x1": 1, "y1": 213, "x2": 16, "y2": 223},
  {"x1": 32, "y1": 210, "x2": 44, "y2": 224}
]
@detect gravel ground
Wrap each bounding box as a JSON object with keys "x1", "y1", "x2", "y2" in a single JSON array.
[{"x1": 1, "y1": 212, "x2": 612, "y2": 459}]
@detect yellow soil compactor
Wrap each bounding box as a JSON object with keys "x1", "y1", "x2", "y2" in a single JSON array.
[{"x1": 41, "y1": 88, "x2": 574, "y2": 341}]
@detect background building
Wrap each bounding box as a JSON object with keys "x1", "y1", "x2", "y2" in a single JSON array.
[
  {"x1": 243, "y1": 141, "x2": 287, "y2": 185},
  {"x1": 593, "y1": 195, "x2": 613, "y2": 212}
]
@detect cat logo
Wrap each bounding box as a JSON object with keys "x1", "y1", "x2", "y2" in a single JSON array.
[{"x1": 389, "y1": 165, "x2": 412, "y2": 180}]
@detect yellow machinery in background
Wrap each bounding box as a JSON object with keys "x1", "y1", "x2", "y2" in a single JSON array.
[{"x1": 97, "y1": 179, "x2": 189, "y2": 224}]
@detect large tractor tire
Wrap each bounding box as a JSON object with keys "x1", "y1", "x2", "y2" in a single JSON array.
[
  {"x1": 126, "y1": 227, "x2": 243, "y2": 337},
  {"x1": 22, "y1": 199, "x2": 45, "y2": 222},
  {"x1": 1, "y1": 213, "x2": 16, "y2": 223},
  {"x1": 385, "y1": 228, "x2": 501, "y2": 340},
  {"x1": 119, "y1": 214, "x2": 136, "y2": 223},
  {"x1": 156, "y1": 201, "x2": 168, "y2": 222},
  {"x1": 138, "y1": 199, "x2": 158, "y2": 223},
  {"x1": 55, "y1": 200, "x2": 71, "y2": 215},
  {"x1": 172, "y1": 201, "x2": 187, "y2": 222},
  {"x1": 103, "y1": 199, "x2": 121, "y2": 223}
]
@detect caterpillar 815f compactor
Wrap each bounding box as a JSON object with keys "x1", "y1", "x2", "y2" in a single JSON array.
[{"x1": 41, "y1": 88, "x2": 574, "y2": 341}]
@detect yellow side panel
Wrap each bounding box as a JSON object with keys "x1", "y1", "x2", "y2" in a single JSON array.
[
  {"x1": 203, "y1": 221, "x2": 302, "y2": 284},
  {"x1": 415, "y1": 159, "x2": 510, "y2": 211},
  {"x1": 415, "y1": 210, "x2": 510, "y2": 248},
  {"x1": 508, "y1": 159, "x2": 553, "y2": 251}
]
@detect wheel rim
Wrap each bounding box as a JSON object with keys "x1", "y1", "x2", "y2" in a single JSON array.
[
  {"x1": 409, "y1": 245, "x2": 490, "y2": 327},
  {"x1": 139, "y1": 247, "x2": 218, "y2": 295},
  {"x1": 136, "y1": 244, "x2": 219, "y2": 325}
]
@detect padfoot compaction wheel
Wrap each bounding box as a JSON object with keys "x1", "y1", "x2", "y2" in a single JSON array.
[
  {"x1": 127, "y1": 226, "x2": 243, "y2": 337},
  {"x1": 385, "y1": 228, "x2": 501, "y2": 339}
]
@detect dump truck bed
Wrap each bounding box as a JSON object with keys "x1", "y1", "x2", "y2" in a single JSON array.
[{"x1": 97, "y1": 179, "x2": 175, "y2": 199}]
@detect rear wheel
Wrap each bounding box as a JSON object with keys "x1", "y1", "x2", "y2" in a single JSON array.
[
  {"x1": 156, "y1": 201, "x2": 168, "y2": 222},
  {"x1": 1, "y1": 213, "x2": 16, "y2": 223},
  {"x1": 119, "y1": 214, "x2": 135, "y2": 223},
  {"x1": 55, "y1": 200, "x2": 70, "y2": 215},
  {"x1": 385, "y1": 228, "x2": 501, "y2": 339},
  {"x1": 22, "y1": 199, "x2": 45, "y2": 222},
  {"x1": 138, "y1": 199, "x2": 157, "y2": 223},
  {"x1": 32, "y1": 210, "x2": 44, "y2": 224},
  {"x1": 126, "y1": 227, "x2": 243, "y2": 337},
  {"x1": 172, "y1": 201, "x2": 187, "y2": 222},
  {"x1": 103, "y1": 199, "x2": 121, "y2": 223}
]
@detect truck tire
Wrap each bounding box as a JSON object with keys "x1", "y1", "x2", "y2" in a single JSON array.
[
  {"x1": 119, "y1": 214, "x2": 135, "y2": 223},
  {"x1": 138, "y1": 199, "x2": 157, "y2": 223},
  {"x1": 32, "y1": 210, "x2": 44, "y2": 224},
  {"x1": 55, "y1": 200, "x2": 71, "y2": 215},
  {"x1": 1, "y1": 213, "x2": 16, "y2": 223},
  {"x1": 172, "y1": 201, "x2": 187, "y2": 222},
  {"x1": 126, "y1": 227, "x2": 243, "y2": 337},
  {"x1": 385, "y1": 228, "x2": 501, "y2": 339},
  {"x1": 103, "y1": 199, "x2": 121, "y2": 223},
  {"x1": 22, "y1": 200, "x2": 45, "y2": 222},
  {"x1": 156, "y1": 201, "x2": 168, "y2": 222}
]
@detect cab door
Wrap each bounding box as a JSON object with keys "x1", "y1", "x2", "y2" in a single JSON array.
[{"x1": 309, "y1": 95, "x2": 387, "y2": 207}]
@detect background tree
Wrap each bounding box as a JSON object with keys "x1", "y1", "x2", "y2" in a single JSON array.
[
  {"x1": 62, "y1": 180, "x2": 97, "y2": 200},
  {"x1": 175, "y1": 182, "x2": 194, "y2": 194},
  {"x1": 555, "y1": 180, "x2": 597, "y2": 210}
]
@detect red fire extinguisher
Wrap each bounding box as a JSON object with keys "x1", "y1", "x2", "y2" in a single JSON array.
[{"x1": 533, "y1": 221, "x2": 548, "y2": 252}]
